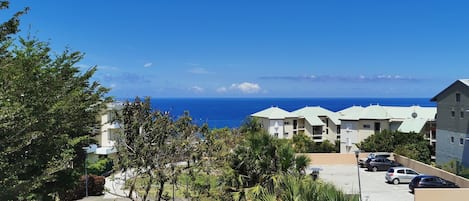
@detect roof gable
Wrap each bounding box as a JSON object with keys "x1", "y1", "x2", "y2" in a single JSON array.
[
  {"x1": 431, "y1": 79, "x2": 469, "y2": 102},
  {"x1": 293, "y1": 106, "x2": 341, "y2": 125},
  {"x1": 251, "y1": 107, "x2": 297, "y2": 119}
]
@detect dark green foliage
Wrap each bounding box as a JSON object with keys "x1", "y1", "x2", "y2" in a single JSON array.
[
  {"x1": 251, "y1": 173, "x2": 359, "y2": 201},
  {"x1": 394, "y1": 142, "x2": 431, "y2": 164},
  {"x1": 292, "y1": 133, "x2": 338, "y2": 153},
  {"x1": 358, "y1": 130, "x2": 431, "y2": 164},
  {"x1": 88, "y1": 157, "x2": 113, "y2": 176},
  {"x1": 0, "y1": 2, "x2": 109, "y2": 199},
  {"x1": 61, "y1": 175, "x2": 105, "y2": 201},
  {"x1": 223, "y1": 129, "x2": 311, "y2": 198}
]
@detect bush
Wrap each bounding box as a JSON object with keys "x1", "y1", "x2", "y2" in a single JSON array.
[
  {"x1": 60, "y1": 175, "x2": 106, "y2": 201},
  {"x1": 88, "y1": 157, "x2": 114, "y2": 176}
]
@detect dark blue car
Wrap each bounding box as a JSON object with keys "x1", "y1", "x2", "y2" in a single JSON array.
[{"x1": 409, "y1": 175, "x2": 459, "y2": 193}]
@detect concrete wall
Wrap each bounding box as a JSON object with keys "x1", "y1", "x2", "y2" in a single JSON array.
[
  {"x1": 435, "y1": 129, "x2": 467, "y2": 166},
  {"x1": 394, "y1": 154, "x2": 469, "y2": 188},
  {"x1": 414, "y1": 188, "x2": 469, "y2": 201},
  {"x1": 300, "y1": 153, "x2": 372, "y2": 165}
]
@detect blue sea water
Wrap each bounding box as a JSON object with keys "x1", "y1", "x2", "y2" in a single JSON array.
[{"x1": 144, "y1": 98, "x2": 436, "y2": 129}]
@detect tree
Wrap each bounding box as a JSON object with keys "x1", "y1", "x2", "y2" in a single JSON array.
[
  {"x1": 357, "y1": 130, "x2": 431, "y2": 164},
  {"x1": 114, "y1": 97, "x2": 198, "y2": 201},
  {"x1": 223, "y1": 129, "x2": 311, "y2": 200},
  {"x1": 251, "y1": 173, "x2": 358, "y2": 201},
  {"x1": 0, "y1": 3, "x2": 109, "y2": 199}
]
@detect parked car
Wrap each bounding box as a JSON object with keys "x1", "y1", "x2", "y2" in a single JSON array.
[
  {"x1": 359, "y1": 152, "x2": 391, "y2": 168},
  {"x1": 366, "y1": 158, "x2": 401, "y2": 172},
  {"x1": 409, "y1": 175, "x2": 459, "y2": 193},
  {"x1": 385, "y1": 167, "x2": 420, "y2": 184}
]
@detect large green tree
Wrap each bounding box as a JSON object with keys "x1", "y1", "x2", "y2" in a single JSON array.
[
  {"x1": 357, "y1": 130, "x2": 432, "y2": 164},
  {"x1": 0, "y1": 1, "x2": 109, "y2": 199}
]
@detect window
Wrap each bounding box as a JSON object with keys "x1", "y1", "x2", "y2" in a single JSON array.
[
  {"x1": 284, "y1": 121, "x2": 290, "y2": 125},
  {"x1": 461, "y1": 111, "x2": 465, "y2": 119},
  {"x1": 326, "y1": 129, "x2": 329, "y2": 134},
  {"x1": 374, "y1": 122, "x2": 381, "y2": 132},
  {"x1": 293, "y1": 131, "x2": 297, "y2": 135},
  {"x1": 293, "y1": 120, "x2": 297, "y2": 129},
  {"x1": 451, "y1": 110, "x2": 456, "y2": 118},
  {"x1": 460, "y1": 138, "x2": 464, "y2": 145},
  {"x1": 363, "y1": 124, "x2": 371, "y2": 129},
  {"x1": 397, "y1": 169, "x2": 405, "y2": 174},
  {"x1": 337, "y1": 125, "x2": 341, "y2": 134},
  {"x1": 274, "y1": 133, "x2": 279, "y2": 138},
  {"x1": 456, "y1": 93, "x2": 461, "y2": 102},
  {"x1": 407, "y1": 169, "x2": 418, "y2": 175},
  {"x1": 451, "y1": 136, "x2": 455, "y2": 143}
]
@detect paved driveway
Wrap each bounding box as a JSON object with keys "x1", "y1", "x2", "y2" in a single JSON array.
[{"x1": 307, "y1": 165, "x2": 414, "y2": 201}]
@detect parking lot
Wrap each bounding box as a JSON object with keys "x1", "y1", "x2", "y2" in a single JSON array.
[{"x1": 307, "y1": 165, "x2": 414, "y2": 201}]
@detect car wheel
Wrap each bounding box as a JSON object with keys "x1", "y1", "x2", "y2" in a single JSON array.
[
  {"x1": 392, "y1": 178, "x2": 399, "y2": 185},
  {"x1": 372, "y1": 166, "x2": 378, "y2": 172}
]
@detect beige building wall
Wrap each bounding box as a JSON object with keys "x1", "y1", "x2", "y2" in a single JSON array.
[
  {"x1": 319, "y1": 117, "x2": 339, "y2": 143},
  {"x1": 283, "y1": 118, "x2": 295, "y2": 139},
  {"x1": 414, "y1": 189, "x2": 469, "y2": 201},
  {"x1": 300, "y1": 153, "x2": 370, "y2": 165},
  {"x1": 340, "y1": 120, "x2": 360, "y2": 153},
  {"x1": 357, "y1": 119, "x2": 389, "y2": 141}
]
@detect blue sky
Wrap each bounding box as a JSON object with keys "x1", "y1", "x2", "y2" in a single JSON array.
[{"x1": 8, "y1": 0, "x2": 469, "y2": 98}]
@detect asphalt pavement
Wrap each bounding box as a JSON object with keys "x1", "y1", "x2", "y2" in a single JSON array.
[{"x1": 306, "y1": 165, "x2": 414, "y2": 201}]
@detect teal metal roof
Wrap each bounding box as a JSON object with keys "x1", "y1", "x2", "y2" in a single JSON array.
[
  {"x1": 251, "y1": 107, "x2": 297, "y2": 119},
  {"x1": 338, "y1": 106, "x2": 364, "y2": 120},
  {"x1": 293, "y1": 106, "x2": 340, "y2": 125},
  {"x1": 339, "y1": 105, "x2": 436, "y2": 121},
  {"x1": 398, "y1": 118, "x2": 427, "y2": 133},
  {"x1": 359, "y1": 105, "x2": 390, "y2": 120}
]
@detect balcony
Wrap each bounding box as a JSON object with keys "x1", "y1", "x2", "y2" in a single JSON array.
[{"x1": 108, "y1": 122, "x2": 121, "y2": 129}]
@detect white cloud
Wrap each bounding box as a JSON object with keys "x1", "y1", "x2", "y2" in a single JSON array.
[
  {"x1": 143, "y1": 62, "x2": 153, "y2": 68},
  {"x1": 230, "y1": 82, "x2": 261, "y2": 94},
  {"x1": 216, "y1": 87, "x2": 228, "y2": 93},
  {"x1": 190, "y1": 86, "x2": 204, "y2": 93}
]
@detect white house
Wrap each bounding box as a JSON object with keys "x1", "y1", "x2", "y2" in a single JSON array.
[
  {"x1": 339, "y1": 105, "x2": 436, "y2": 153},
  {"x1": 292, "y1": 106, "x2": 341, "y2": 143},
  {"x1": 251, "y1": 106, "x2": 299, "y2": 139},
  {"x1": 93, "y1": 102, "x2": 123, "y2": 155}
]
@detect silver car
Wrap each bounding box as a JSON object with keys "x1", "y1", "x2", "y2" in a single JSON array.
[{"x1": 385, "y1": 167, "x2": 420, "y2": 184}]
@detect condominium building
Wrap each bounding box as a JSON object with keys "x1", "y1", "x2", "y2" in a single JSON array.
[
  {"x1": 431, "y1": 79, "x2": 469, "y2": 167},
  {"x1": 292, "y1": 106, "x2": 341, "y2": 143},
  {"x1": 93, "y1": 102, "x2": 123, "y2": 155},
  {"x1": 251, "y1": 106, "x2": 340, "y2": 142},
  {"x1": 251, "y1": 106, "x2": 299, "y2": 139},
  {"x1": 339, "y1": 105, "x2": 436, "y2": 153}
]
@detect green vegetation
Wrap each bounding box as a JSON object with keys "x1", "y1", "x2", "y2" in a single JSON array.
[
  {"x1": 87, "y1": 157, "x2": 113, "y2": 176},
  {"x1": 115, "y1": 111, "x2": 355, "y2": 200},
  {"x1": 439, "y1": 160, "x2": 469, "y2": 179},
  {"x1": 0, "y1": 1, "x2": 109, "y2": 200},
  {"x1": 357, "y1": 130, "x2": 431, "y2": 164},
  {"x1": 291, "y1": 133, "x2": 339, "y2": 153},
  {"x1": 250, "y1": 173, "x2": 358, "y2": 201}
]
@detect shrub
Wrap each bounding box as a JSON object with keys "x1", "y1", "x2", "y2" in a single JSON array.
[
  {"x1": 88, "y1": 157, "x2": 113, "y2": 176},
  {"x1": 61, "y1": 175, "x2": 106, "y2": 201}
]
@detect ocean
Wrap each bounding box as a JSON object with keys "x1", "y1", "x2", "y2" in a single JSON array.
[{"x1": 142, "y1": 98, "x2": 436, "y2": 129}]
